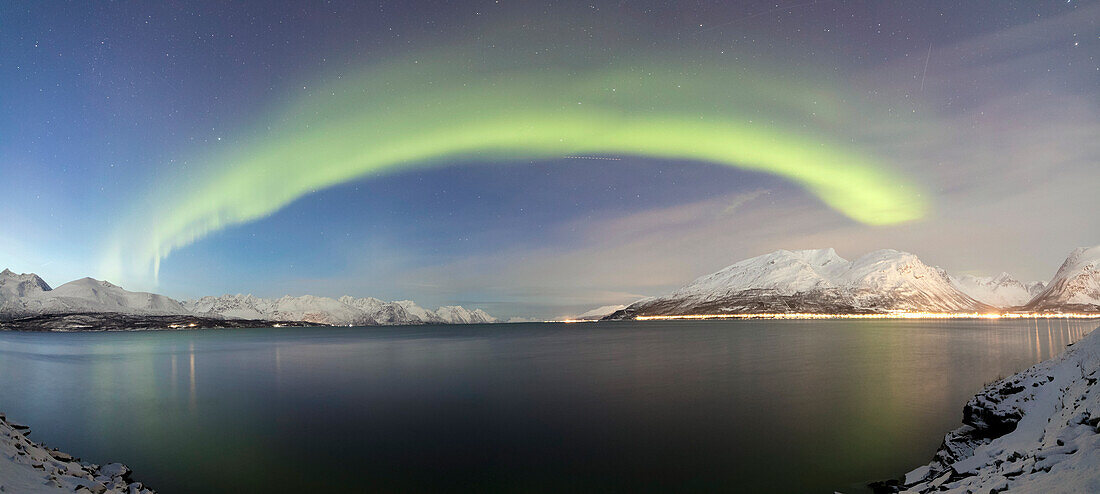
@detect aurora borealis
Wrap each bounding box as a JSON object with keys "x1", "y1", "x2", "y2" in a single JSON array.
[
  {"x1": 3, "y1": 1, "x2": 1098, "y2": 318},
  {"x1": 109, "y1": 49, "x2": 927, "y2": 281}
]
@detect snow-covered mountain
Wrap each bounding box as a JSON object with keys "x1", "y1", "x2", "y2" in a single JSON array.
[
  {"x1": 606, "y1": 248, "x2": 993, "y2": 318},
  {"x1": 183, "y1": 294, "x2": 497, "y2": 326},
  {"x1": 1024, "y1": 245, "x2": 1100, "y2": 313},
  {"x1": 1, "y1": 272, "x2": 190, "y2": 318},
  {"x1": 42, "y1": 277, "x2": 189, "y2": 314},
  {"x1": 433, "y1": 305, "x2": 497, "y2": 324},
  {"x1": 949, "y1": 273, "x2": 1045, "y2": 308},
  {"x1": 1, "y1": 269, "x2": 498, "y2": 326},
  {"x1": 0, "y1": 269, "x2": 52, "y2": 306}
]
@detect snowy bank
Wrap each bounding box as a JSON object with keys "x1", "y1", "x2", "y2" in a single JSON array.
[
  {"x1": 875, "y1": 324, "x2": 1100, "y2": 493},
  {"x1": 0, "y1": 413, "x2": 153, "y2": 493}
]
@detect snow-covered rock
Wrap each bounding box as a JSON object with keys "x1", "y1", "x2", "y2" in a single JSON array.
[
  {"x1": 883, "y1": 324, "x2": 1100, "y2": 493},
  {"x1": 951, "y1": 273, "x2": 1044, "y2": 308},
  {"x1": 1025, "y1": 245, "x2": 1100, "y2": 313},
  {"x1": 606, "y1": 249, "x2": 992, "y2": 318},
  {"x1": 0, "y1": 412, "x2": 154, "y2": 493}
]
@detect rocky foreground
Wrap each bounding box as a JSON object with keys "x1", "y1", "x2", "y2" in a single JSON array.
[
  {"x1": 874, "y1": 324, "x2": 1100, "y2": 493},
  {"x1": 0, "y1": 413, "x2": 152, "y2": 493}
]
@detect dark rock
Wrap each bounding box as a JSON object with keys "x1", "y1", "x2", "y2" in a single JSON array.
[
  {"x1": 868, "y1": 478, "x2": 902, "y2": 493},
  {"x1": 963, "y1": 400, "x2": 1022, "y2": 438}
]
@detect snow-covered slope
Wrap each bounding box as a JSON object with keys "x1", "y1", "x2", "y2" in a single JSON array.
[
  {"x1": 0, "y1": 268, "x2": 498, "y2": 327},
  {"x1": 668, "y1": 248, "x2": 847, "y2": 298},
  {"x1": 0, "y1": 269, "x2": 51, "y2": 307},
  {"x1": 950, "y1": 273, "x2": 1044, "y2": 308},
  {"x1": 887, "y1": 324, "x2": 1100, "y2": 493},
  {"x1": 567, "y1": 305, "x2": 629, "y2": 321},
  {"x1": 433, "y1": 305, "x2": 496, "y2": 324},
  {"x1": 394, "y1": 299, "x2": 440, "y2": 322},
  {"x1": 1025, "y1": 245, "x2": 1100, "y2": 313},
  {"x1": 1, "y1": 413, "x2": 152, "y2": 493},
  {"x1": 40, "y1": 277, "x2": 188, "y2": 314},
  {"x1": 607, "y1": 249, "x2": 992, "y2": 318},
  {"x1": 184, "y1": 294, "x2": 496, "y2": 326},
  {"x1": 841, "y1": 250, "x2": 986, "y2": 312},
  {"x1": 2, "y1": 274, "x2": 191, "y2": 317}
]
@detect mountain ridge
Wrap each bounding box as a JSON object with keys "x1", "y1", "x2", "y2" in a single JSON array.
[
  {"x1": 0, "y1": 270, "x2": 498, "y2": 328},
  {"x1": 606, "y1": 247, "x2": 1100, "y2": 319},
  {"x1": 949, "y1": 273, "x2": 1045, "y2": 308},
  {"x1": 183, "y1": 293, "x2": 496, "y2": 326},
  {"x1": 1024, "y1": 245, "x2": 1100, "y2": 313}
]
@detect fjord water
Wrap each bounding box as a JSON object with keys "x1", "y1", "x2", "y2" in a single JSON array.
[{"x1": 0, "y1": 320, "x2": 1094, "y2": 493}]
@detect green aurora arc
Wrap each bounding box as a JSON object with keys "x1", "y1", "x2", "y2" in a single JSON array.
[{"x1": 104, "y1": 51, "x2": 928, "y2": 281}]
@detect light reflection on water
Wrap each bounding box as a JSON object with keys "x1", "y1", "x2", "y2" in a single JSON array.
[{"x1": 0, "y1": 319, "x2": 1095, "y2": 493}]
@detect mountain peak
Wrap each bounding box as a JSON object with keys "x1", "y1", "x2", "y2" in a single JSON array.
[
  {"x1": 1024, "y1": 245, "x2": 1100, "y2": 312},
  {"x1": 950, "y1": 272, "x2": 1034, "y2": 308},
  {"x1": 0, "y1": 269, "x2": 53, "y2": 303},
  {"x1": 614, "y1": 247, "x2": 989, "y2": 318},
  {"x1": 1063, "y1": 245, "x2": 1100, "y2": 272}
]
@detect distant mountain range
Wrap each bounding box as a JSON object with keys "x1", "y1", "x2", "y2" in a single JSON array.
[
  {"x1": 183, "y1": 294, "x2": 495, "y2": 326},
  {"x1": 0, "y1": 269, "x2": 496, "y2": 329},
  {"x1": 949, "y1": 273, "x2": 1045, "y2": 308},
  {"x1": 4, "y1": 244, "x2": 1098, "y2": 330},
  {"x1": 605, "y1": 246, "x2": 1100, "y2": 320}
]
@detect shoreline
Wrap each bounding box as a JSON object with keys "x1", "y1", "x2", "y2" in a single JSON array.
[
  {"x1": 571, "y1": 312, "x2": 1100, "y2": 323},
  {"x1": 1, "y1": 311, "x2": 1096, "y2": 332},
  {"x1": 0, "y1": 413, "x2": 153, "y2": 493},
  {"x1": 873, "y1": 323, "x2": 1100, "y2": 493},
  {"x1": 0, "y1": 312, "x2": 319, "y2": 332}
]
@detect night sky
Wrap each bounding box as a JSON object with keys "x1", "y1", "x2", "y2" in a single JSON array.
[{"x1": 2, "y1": 1, "x2": 1097, "y2": 319}]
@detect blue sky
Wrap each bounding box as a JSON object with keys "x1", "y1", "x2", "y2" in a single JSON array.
[{"x1": 2, "y1": 1, "x2": 1098, "y2": 319}]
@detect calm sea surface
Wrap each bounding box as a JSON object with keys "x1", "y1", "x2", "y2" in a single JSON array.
[{"x1": 0, "y1": 319, "x2": 1095, "y2": 493}]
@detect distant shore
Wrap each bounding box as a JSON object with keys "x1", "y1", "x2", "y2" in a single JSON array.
[
  {"x1": 0, "y1": 312, "x2": 320, "y2": 332},
  {"x1": 3, "y1": 311, "x2": 1093, "y2": 332},
  {"x1": 592, "y1": 311, "x2": 1100, "y2": 322},
  {"x1": 0, "y1": 413, "x2": 153, "y2": 493},
  {"x1": 873, "y1": 323, "x2": 1100, "y2": 493}
]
